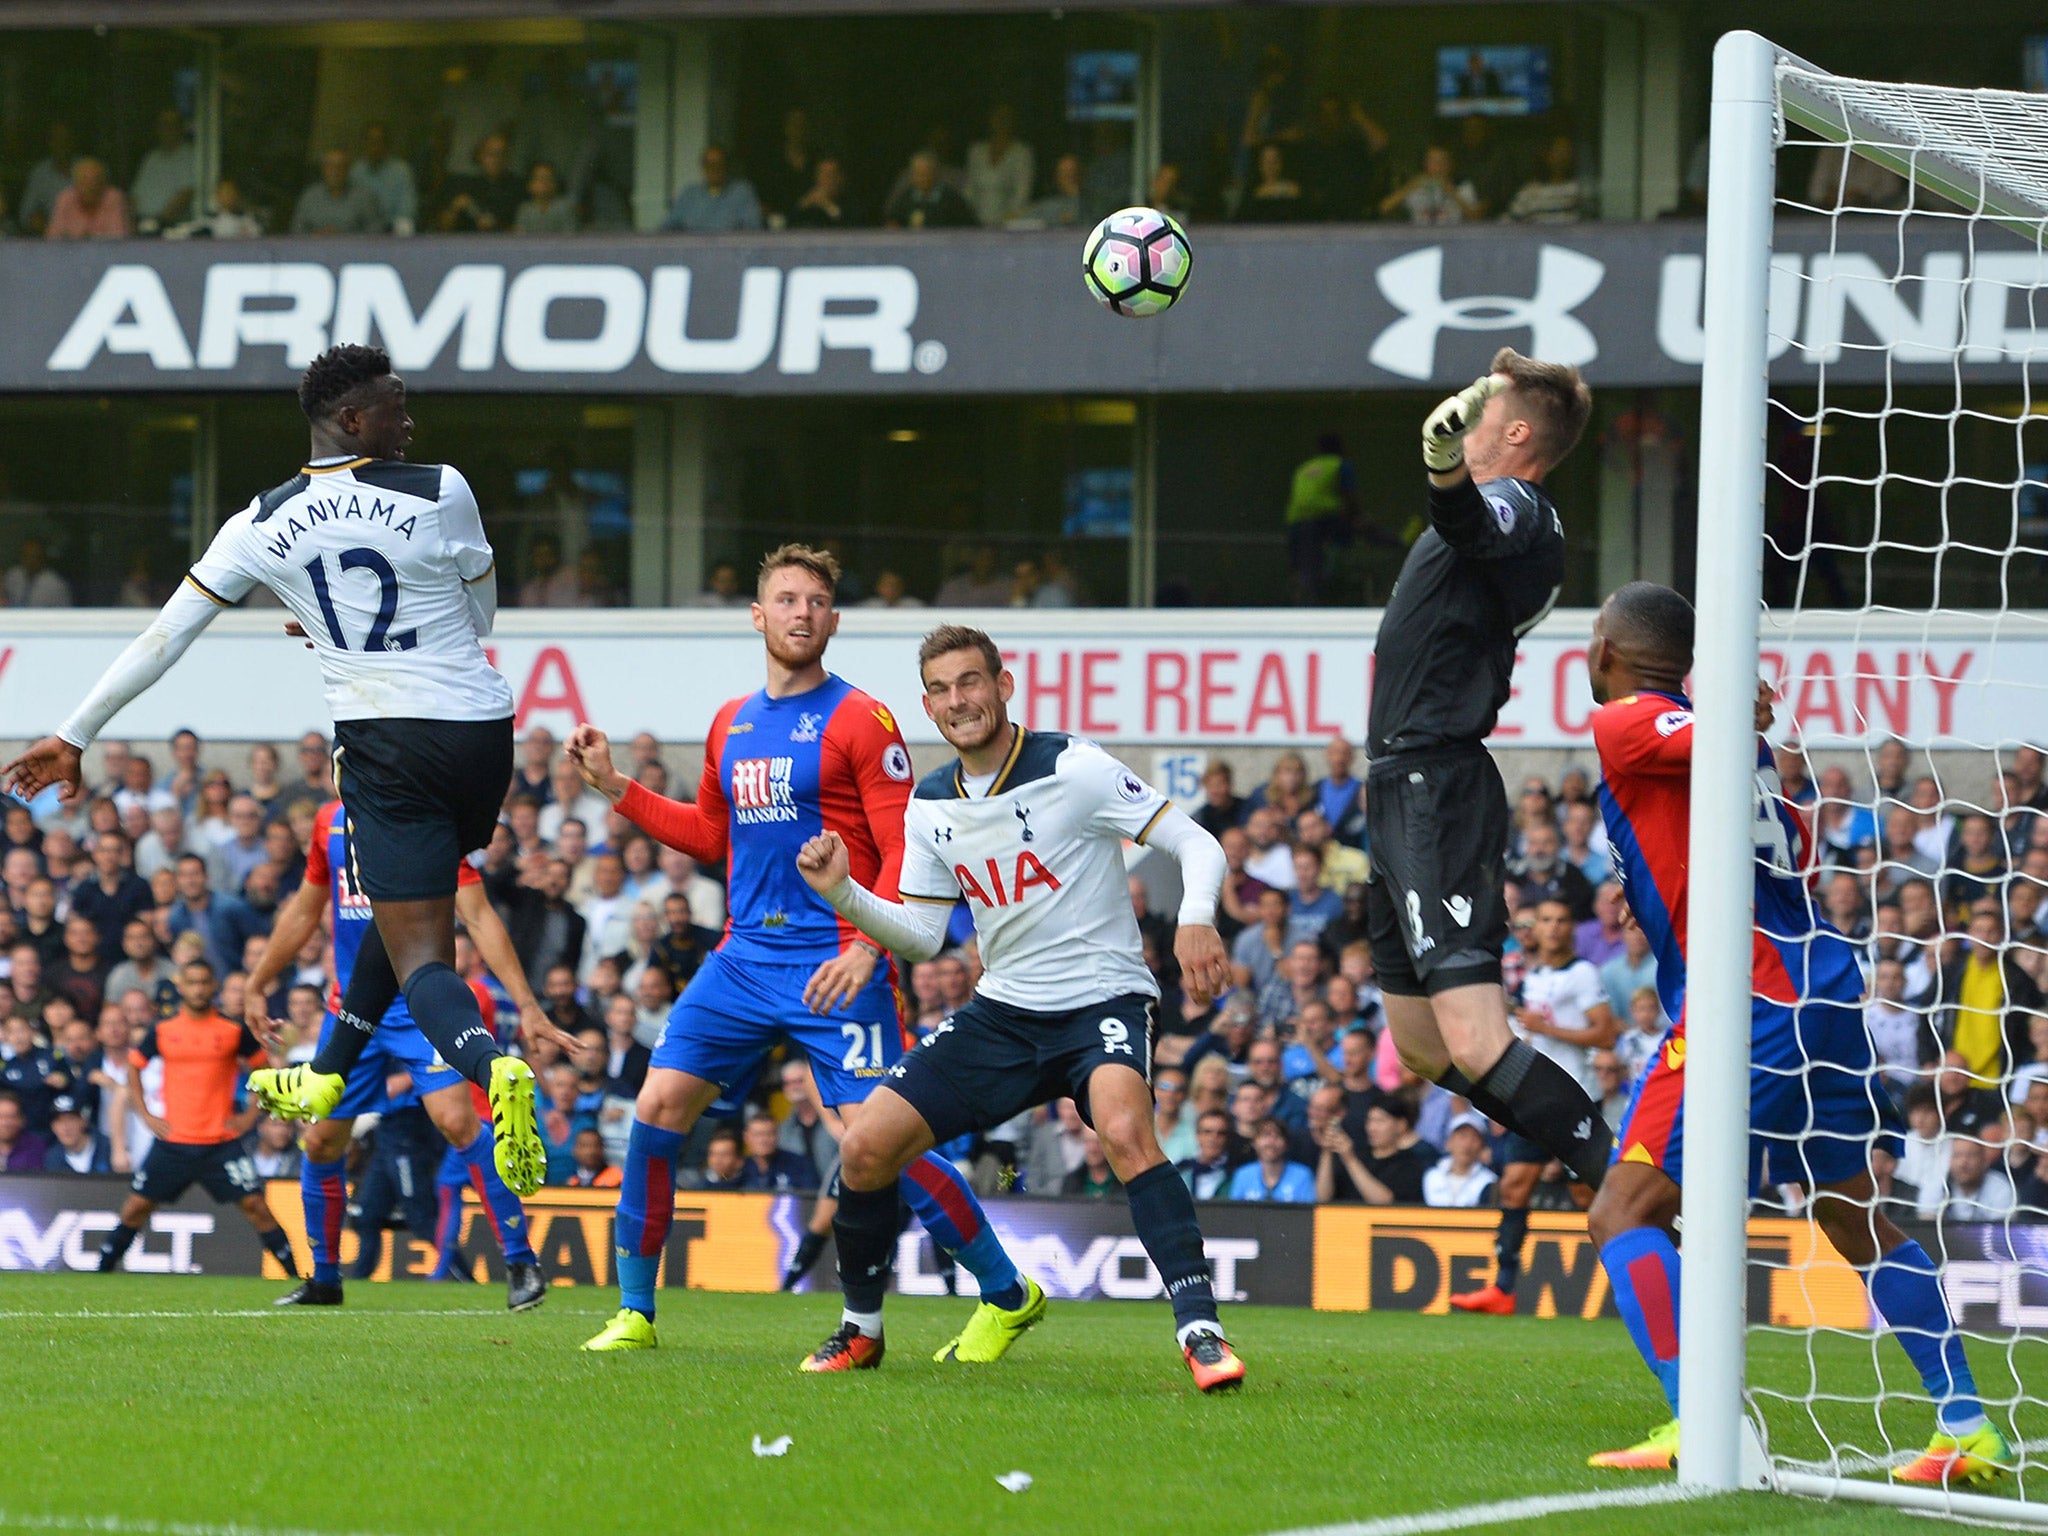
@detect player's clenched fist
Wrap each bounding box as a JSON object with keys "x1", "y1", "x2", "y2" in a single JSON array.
[
  {"x1": 1422, "y1": 373, "x2": 1506, "y2": 474},
  {"x1": 1174, "y1": 924, "x2": 1233, "y2": 1009},
  {"x1": 565, "y1": 723, "x2": 630, "y2": 804},
  {"x1": 795, "y1": 831, "x2": 851, "y2": 894}
]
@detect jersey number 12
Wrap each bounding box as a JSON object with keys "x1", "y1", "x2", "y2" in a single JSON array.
[{"x1": 305, "y1": 548, "x2": 418, "y2": 653}]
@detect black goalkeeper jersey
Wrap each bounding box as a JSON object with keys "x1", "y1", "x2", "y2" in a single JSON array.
[{"x1": 1367, "y1": 473, "x2": 1565, "y2": 759}]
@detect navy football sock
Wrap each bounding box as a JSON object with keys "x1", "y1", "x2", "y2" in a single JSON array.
[
  {"x1": 1494, "y1": 1206, "x2": 1529, "y2": 1293},
  {"x1": 1477, "y1": 1039, "x2": 1613, "y2": 1188},
  {"x1": 833, "y1": 1181, "x2": 900, "y2": 1325},
  {"x1": 401, "y1": 962, "x2": 501, "y2": 1088},
  {"x1": 310, "y1": 921, "x2": 401, "y2": 1079},
  {"x1": 258, "y1": 1224, "x2": 298, "y2": 1277},
  {"x1": 1125, "y1": 1162, "x2": 1221, "y2": 1341},
  {"x1": 97, "y1": 1221, "x2": 143, "y2": 1272}
]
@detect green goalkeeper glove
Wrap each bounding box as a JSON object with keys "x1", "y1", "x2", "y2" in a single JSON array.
[{"x1": 1421, "y1": 374, "x2": 1507, "y2": 474}]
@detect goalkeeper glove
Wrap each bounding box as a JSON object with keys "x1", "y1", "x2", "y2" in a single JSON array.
[{"x1": 1421, "y1": 374, "x2": 1507, "y2": 473}]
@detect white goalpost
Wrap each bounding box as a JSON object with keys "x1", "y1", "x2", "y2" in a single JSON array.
[{"x1": 1691, "y1": 29, "x2": 2048, "y2": 1520}]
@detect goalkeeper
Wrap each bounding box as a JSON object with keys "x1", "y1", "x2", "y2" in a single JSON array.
[
  {"x1": 1366, "y1": 349, "x2": 1616, "y2": 1201},
  {"x1": 1582, "y1": 581, "x2": 2009, "y2": 1487}
]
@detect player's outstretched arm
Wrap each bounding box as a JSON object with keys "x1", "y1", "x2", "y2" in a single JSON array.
[
  {"x1": 1, "y1": 581, "x2": 228, "y2": 800},
  {"x1": 1137, "y1": 806, "x2": 1234, "y2": 1007},
  {"x1": 568, "y1": 723, "x2": 729, "y2": 864},
  {"x1": 796, "y1": 832, "x2": 950, "y2": 964},
  {"x1": 246, "y1": 878, "x2": 327, "y2": 1046},
  {"x1": 454, "y1": 880, "x2": 577, "y2": 1054}
]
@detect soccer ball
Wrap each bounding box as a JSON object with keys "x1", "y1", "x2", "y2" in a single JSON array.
[{"x1": 1082, "y1": 206, "x2": 1193, "y2": 318}]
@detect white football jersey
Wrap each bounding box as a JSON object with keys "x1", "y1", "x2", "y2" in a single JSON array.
[
  {"x1": 186, "y1": 456, "x2": 514, "y2": 722},
  {"x1": 900, "y1": 730, "x2": 1167, "y2": 1013},
  {"x1": 1517, "y1": 957, "x2": 1609, "y2": 1093}
]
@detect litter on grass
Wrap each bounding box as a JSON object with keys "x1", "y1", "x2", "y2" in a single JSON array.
[{"x1": 752, "y1": 1435, "x2": 793, "y2": 1458}]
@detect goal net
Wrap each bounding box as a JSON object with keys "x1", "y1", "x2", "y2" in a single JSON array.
[{"x1": 1689, "y1": 31, "x2": 2048, "y2": 1521}]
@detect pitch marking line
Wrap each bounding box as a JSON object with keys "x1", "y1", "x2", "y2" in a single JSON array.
[
  {"x1": 1260, "y1": 1485, "x2": 1702, "y2": 1536},
  {"x1": 0, "y1": 1513, "x2": 401, "y2": 1536},
  {"x1": 0, "y1": 1308, "x2": 518, "y2": 1320}
]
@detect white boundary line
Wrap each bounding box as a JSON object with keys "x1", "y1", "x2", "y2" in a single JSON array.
[
  {"x1": 0, "y1": 1512, "x2": 398, "y2": 1536},
  {"x1": 0, "y1": 1309, "x2": 521, "y2": 1320},
  {"x1": 1258, "y1": 1486, "x2": 1703, "y2": 1536}
]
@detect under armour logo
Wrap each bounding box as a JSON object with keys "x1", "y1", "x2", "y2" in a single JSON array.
[
  {"x1": 934, "y1": 826, "x2": 952, "y2": 843},
  {"x1": 1368, "y1": 245, "x2": 1604, "y2": 382},
  {"x1": 1015, "y1": 804, "x2": 1034, "y2": 843},
  {"x1": 1443, "y1": 895, "x2": 1473, "y2": 928}
]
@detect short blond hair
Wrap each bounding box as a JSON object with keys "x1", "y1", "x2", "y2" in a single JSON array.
[
  {"x1": 756, "y1": 542, "x2": 840, "y2": 598},
  {"x1": 1490, "y1": 346, "x2": 1592, "y2": 470}
]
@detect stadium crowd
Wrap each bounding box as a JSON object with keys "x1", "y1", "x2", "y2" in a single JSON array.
[{"x1": 2, "y1": 728, "x2": 2046, "y2": 1231}]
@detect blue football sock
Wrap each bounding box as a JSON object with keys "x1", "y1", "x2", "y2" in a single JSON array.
[
  {"x1": 429, "y1": 1182, "x2": 466, "y2": 1280},
  {"x1": 901, "y1": 1151, "x2": 1024, "y2": 1310},
  {"x1": 300, "y1": 1156, "x2": 347, "y2": 1286},
  {"x1": 1601, "y1": 1227, "x2": 1683, "y2": 1416},
  {"x1": 1870, "y1": 1240, "x2": 1985, "y2": 1433},
  {"x1": 458, "y1": 1125, "x2": 536, "y2": 1266},
  {"x1": 615, "y1": 1118, "x2": 684, "y2": 1319}
]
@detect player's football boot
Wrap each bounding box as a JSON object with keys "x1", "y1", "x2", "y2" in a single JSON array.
[
  {"x1": 1892, "y1": 1423, "x2": 2016, "y2": 1487},
  {"x1": 1448, "y1": 1283, "x2": 1517, "y2": 1316},
  {"x1": 274, "y1": 1278, "x2": 344, "y2": 1307},
  {"x1": 800, "y1": 1322, "x2": 885, "y2": 1373},
  {"x1": 1182, "y1": 1330, "x2": 1247, "y2": 1393},
  {"x1": 506, "y1": 1260, "x2": 546, "y2": 1313},
  {"x1": 486, "y1": 1057, "x2": 546, "y2": 1198},
  {"x1": 581, "y1": 1308, "x2": 657, "y2": 1351},
  {"x1": 247, "y1": 1065, "x2": 345, "y2": 1123},
  {"x1": 935, "y1": 1276, "x2": 1048, "y2": 1363},
  {"x1": 1589, "y1": 1419, "x2": 1679, "y2": 1471}
]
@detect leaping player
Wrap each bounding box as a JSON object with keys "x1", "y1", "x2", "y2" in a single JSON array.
[
  {"x1": 795, "y1": 625, "x2": 1247, "y2": 1392},
  {"x1": 1582, "y1": 581, "x2": 2011, "y2": 1486},
  {"x1": 569, "y1": 546, "x2": 1041, "y2": 1366},
  {"x1": 245, "y1": 799, "x2": 568, "y2": 1309}
]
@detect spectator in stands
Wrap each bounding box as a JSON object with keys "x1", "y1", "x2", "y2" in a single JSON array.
[
  {"x1": 217, "y1": 796, "x2": 269, "y2": 893},
  {"x1": 1561, "y1": 801, "x2": 1611, "y2": 887},
  {"x1": 757, "y1": 107, "x2": 817, "y2": 222},
  {"x1": 1296, "y1": 808, "x2": 1368, "y2": 894},
  {"x1": 18, "y1": 120, "x2": 77, "y2": 235},
  {"x1": 542, "y1": 757, "x2": 610, "y2": 846},
  {"x1": 1149, "y1": 162, "x2": 1192, "y2": 222},
  {"x1": 698, "y1": 1127, "x2": 746, "y2": 1191},
  {"x1": 165, "y1": 177, "x2": 263, "y2": 240},
  {"x1": 1295, "y1": 93, "x2": 1389, "y2": 221},
  {"x1": 1866, "y1": 955, "x2": 1928, "y2": 1104},
  {"x1": 663, "y1": 144, "x2": 763, "y2": 233},
  {"x1": 1423, "y1": 1113, "x2": 1499, "y2": 1207},
  {"x1": 70, "y1": 833, "x2": 152, "y2": 957},
  {"x1": 1613, "y1": 986, "x2": 1665, "y2": 1083},
  {"x1": 1509, "y1": 821, "x2": 1595, "y2": 921},
  {"x1": 102, "y1": 920, "x2": 171, "y2": 1016},
  {"x1": 1287, "y1": 850, "x2": 1342, "y2": 942},
  {"x1": 1312, "y1": 739, "x2": 1367, "y2": 849},
  {"x1": 42, "y1": 1094, "x2": 111, "y2": 1173},
  {"x1": 1591, "y1": 1048, "x2": 1631, "y2": 1134},
  {"x1": 1945, "y1": 815, "x2": 2009, "y2": 914},
  {"x1": 886, "y1": 150, "x2": 975, "y2": 229},
  {"x1": 966, "y1": 104, "x2": 1035, "y2": 228},
  {"x1": 566, "y1": 1127, "x2": 619, "y2": 1187},
  {"x1": 1062, "y1": 1127, "x2": 1123, "y2": 1198},
  {"x1": 46, "y1": 157, "x2": 132, "y2": 239},
  {"x1": 1242, "y1": 808, "x2": 1295, "y2": 890},
  {"x1": 1918, "y1": 1131, "x2": 2016, "y2": 1223},
  {"x1": 740, "y1": 1111, "x2": 816, "y2": 1192},
  {"x1": 0, "y1": 1090, "x2": 48, "y2": 1171},
  {"x1": 510, "y1": 727, "x2": 556, "y2": 805},
  {"x1": 1228, "y1": 1117, "x2": 1316, "y2": 1202},
  {"x1": 1575, "y1": 882, "x2": 1629, "y2": 967},
  {"x1": 1937, "y1": 908, "x2": 2043, "y2": 1086},
  {"x1": 515, "y1": 161, "x2": 578, "y2": 234},
  {"x1": 128, "y1": 108, "x2": 196, "y2": 231},
  {"x1": 292, "y1": 148, "x2": 385, "y2": 235},
  {"x1": 1192, "y1": 761, "x2": 1244, "y2": 839},
  {"x1": 1380, "y1": 144, "x2": 1479, "y2": 225},
  {"x1": 1503, "y1": 134, "x2": 1590, "y2": 224},
  {"x1": 50, "y1": 916, "x2": 108, "y2": 1024},
  {"x1": 438, "y1": 131, "x2": 524, "y2": 234},
  {"x1": 5, "y1": 536, "x2": 71, "y2": 607},
  {"x1": 934, "y1": 544, "x2": 1010, "y2": 606},
  {"x1": 1236, "y1": 143, "x2": 1308, "y2": 223},
  {"x1": 1823, "y1": 869, "x2": 1872, "y2": 945},
  {"x1": 1247, "y1": 752, "x2": 1313, "y2": 824},
  {"x1": 1024, "y1": 153, "x2": 1085, "y2": 227},
  {"x1": 1230, "y1": 886, "x2": 1291, "y2": 1002},
  {"x1": 1026, "y1": 1096, "x2": 1087, "y2": 1195},
  {"x1": 788, "y1": 157, "x2": 853, "y2": 230},
  {"x1": 349, "y1": 123, "x2": 417, "y2": 235},
  {"x1": 1179, "y1": 1108, "x2": 1237, "y2": 1199}
]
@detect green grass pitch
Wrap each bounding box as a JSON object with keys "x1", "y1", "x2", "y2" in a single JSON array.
[{"x1": 0, "y1": 1274, "x2": 2018, "y2": 1536}]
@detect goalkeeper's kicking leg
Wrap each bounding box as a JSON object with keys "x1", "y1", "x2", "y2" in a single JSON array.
[{"x1": 1585, "y1": 1159, "x2": 2010, "y2": 1484}]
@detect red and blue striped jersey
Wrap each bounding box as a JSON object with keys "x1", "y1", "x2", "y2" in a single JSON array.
[
  {"x1": 615, "y1": 673, "x2": 914, "y2": 963},
  {"x1": 305, "y1": 799, "x2": 480, "y2": 1015},
  {"x1": 1592, "y1": 690, "x2": 1864, "y2": 1025}
]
